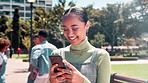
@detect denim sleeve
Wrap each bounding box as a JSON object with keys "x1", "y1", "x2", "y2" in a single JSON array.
[
  {"x1": 38, "y1": 48, "x2": 53, "y2": 75},
  {"x1": 31, "y1": 48, "x2": 42, "y2": 68}
]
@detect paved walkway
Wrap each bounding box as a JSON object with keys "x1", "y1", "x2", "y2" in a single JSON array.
[
  {"x1": 5, "y1": 58, "x2": 30, "y2": 83},
  {"x1": 4, "y1": 58, "x2": 148, "y2": 83}
]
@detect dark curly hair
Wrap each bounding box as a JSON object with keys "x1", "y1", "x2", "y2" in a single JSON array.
[{"x1": 0, "y1": 38, "x2": 10, "y2": 52}]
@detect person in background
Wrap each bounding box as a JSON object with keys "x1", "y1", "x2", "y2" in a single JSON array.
[
  {"x1": 0, "y1": 38, "x2": 10, "y2": 83},
  {"x1": 50, "y1": 6, "x2": 111, "y2": 83},
  {"x1": 27, "y1": 34, "x2": 41, "y2": 83},
  {"x1": 9, "y1": 48, "x2": 13, "y2": 58},
  {"x1": 16, "y1": 48, "x2": 21, "y2": 58},
  {"x1": 31, "y1": 29, "x2": 57, "y2": 83},
  {"x1": 4, "y1": 48, "x2": 10, "y2": 58}
]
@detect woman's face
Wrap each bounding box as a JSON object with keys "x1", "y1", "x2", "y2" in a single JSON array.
[{"x1": 62, "y1": 14, "x2": 90, "y2": 45}]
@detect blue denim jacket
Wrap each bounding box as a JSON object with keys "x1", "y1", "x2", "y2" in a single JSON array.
[{"x1": 31, "y1": 41, "x2": 57, "y2": 75}]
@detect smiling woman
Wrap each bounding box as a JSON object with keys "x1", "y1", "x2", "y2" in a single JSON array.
[{"x1": 50, "y1": 6, "x2": 111, "y2": 83}]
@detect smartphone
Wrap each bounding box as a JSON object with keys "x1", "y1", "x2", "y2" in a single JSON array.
[{"x1": 49, "y1": 56, "x2": 66, "y2": 73}]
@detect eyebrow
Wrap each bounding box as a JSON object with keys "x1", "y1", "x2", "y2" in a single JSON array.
[
  {"x1": 62, "y1": 24, "x2": 78, "y2": 27},
  {"x1": 71, "y1": 24, "x2": 78, "y2": 27}
]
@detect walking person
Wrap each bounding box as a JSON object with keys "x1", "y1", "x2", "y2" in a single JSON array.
[
  {"x1": 31, "y1": 29, "x2": 57, "y2": 83},
  {"x1": 50, "y1": 6, "x2": 111, "y2": 83},
  {"x1": 27, "y1": 34, "x2": 41, "y2": 83},
  {"x1": 0, "y1": 38, "x2": 10, "y2": 83}
]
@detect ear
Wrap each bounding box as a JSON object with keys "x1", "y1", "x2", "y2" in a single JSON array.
[{"x1": 85, "y1": 21, "x2": 90, "y2": 30}]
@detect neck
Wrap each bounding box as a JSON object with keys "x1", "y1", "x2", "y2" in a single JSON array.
[{"x1": 70, "y1": 37, "x2": 92, "y2": 55}]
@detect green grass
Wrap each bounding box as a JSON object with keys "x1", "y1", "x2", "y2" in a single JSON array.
[
  {"x1": 12, "y1": 54, "x2": 29, "y2": 60},
  {"x1": 111, "y1": 64, "x2": 148, "y2": 79}
]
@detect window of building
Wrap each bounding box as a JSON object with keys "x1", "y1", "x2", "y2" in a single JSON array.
[
  {"x1": 46, "y1": 4, "x2": 52, "y2": 6},
  {"x1": 26, "y1": 13, "x2": 31, "y2": 17},
  {"x1": 19, "y1": 7, "x2": 24, "y2": 10},
  {"x1": 26, "y1": 6, "x2": 31, "y2": 11},
  {"x1": 4, "y1": 11, "x2": 10, "y2": 15},
  {"x1": 0, "y1": 5, "x2": 3, "y2": 9},
  {"x1": 12, "y1": 0, "x2": 24, "y2": 3},
  {"x1": 3, "y1": 5, "x2": 10, "y2": 9},
  {"x1": 0, "y1": 0, "x2": 10, "y2": 2},
  {"x1": 12, "y1": 5, "x2": 20, "y2": 9},
  {"x1": 19, "y1": 12, "x2": 24, "y2": 17},
  {"x1": 0, "y1": 11, "x2": 3, "y2": 15},
  {"x1": 39, "y1": 1, "x2": 45, "y2": 5}
]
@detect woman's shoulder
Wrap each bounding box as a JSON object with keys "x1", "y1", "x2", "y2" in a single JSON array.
[
  {"x1": 52, "y1": 49, "x2": 61, "y2": 55},
  {"x1": 52, "y1": 46, "x2": 70, "y2": 55},
  {"x1": 93, "y1": 48, "x2": 110, "y2": 57},
  {"x1": 97, "y1": 48, "x2": 109, "y2": 54}
]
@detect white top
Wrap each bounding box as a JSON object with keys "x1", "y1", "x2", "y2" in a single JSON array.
[
  {"x1": 0, "y1": 52, "x2": 3, "y2": 65},
  {"x1": 0, "y1": 52, "x2": 7, "y2": 65}
]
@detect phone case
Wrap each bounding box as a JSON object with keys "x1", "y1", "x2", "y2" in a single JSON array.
[{"x1": 49, "y1": 56, "x2": 66, "y2": 73}]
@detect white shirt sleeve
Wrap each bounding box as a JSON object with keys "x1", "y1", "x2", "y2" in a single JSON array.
[{"x1": 0, "y1": 55, "x2": 3, "y2": 65}]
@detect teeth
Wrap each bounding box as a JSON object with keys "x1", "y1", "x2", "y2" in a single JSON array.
[{"x1": 69, "y1": 37, "x2": 76, "y2": 40}]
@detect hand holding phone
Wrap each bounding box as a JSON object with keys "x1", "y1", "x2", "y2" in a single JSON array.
[{"x1": 49, "y1": 56, "x2": 66, "y2": 73}]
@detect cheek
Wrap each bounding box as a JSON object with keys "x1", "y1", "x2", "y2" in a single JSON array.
[
  {"x1": 78, "y1": 29, "x2": 86, "y2": 36},
  {"x1": 37, "y1": 39, "x2": 39, "y2": 42},
  {"x1": 63, "y1": 32, "x2": 68, "y2": 38}
]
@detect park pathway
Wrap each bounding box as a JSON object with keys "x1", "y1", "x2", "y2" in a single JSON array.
[{"x1": 5, "y1": 58, "x2": 30, "y2": 83}]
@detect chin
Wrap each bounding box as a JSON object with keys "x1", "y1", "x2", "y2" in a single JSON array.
[{"x1": 71, "y1": 43, "x2": 77, "y2": 45}]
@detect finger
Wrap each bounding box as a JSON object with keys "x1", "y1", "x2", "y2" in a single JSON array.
[
  {"x1": 50, "y1": 64, "x2": 58, "y2": 73},
  {"x1": 62, "y1": 73, "x2": 73, "y2": 79},
  {"x1": 50, "y1": 72, "x2": 65, "y2": 80},
  {"x1": 66, "y1": 78, "x2": 72, "y2": 83},
  {"x1": 57, "y1": 77, "x2": 67, "y2": 82},
  {"x1": 63, "y1": 60, "x2": 77, "y2": 71},
  {"x1": 57, "y1": 68, "x2": 73, "y2": 74}
]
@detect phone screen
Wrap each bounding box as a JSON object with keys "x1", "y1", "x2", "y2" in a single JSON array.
[{"x1": 49, "y1": 56, "x2": 66, "y2": 73}]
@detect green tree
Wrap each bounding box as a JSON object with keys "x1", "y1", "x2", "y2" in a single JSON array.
[
  {"x1": 33, "y1": 0, "x2": 75, "y2": 48},
  {"x1": 0, "y1": 15, "x2": 13, "y2": 40},
  {"x1": 34, "y1": 6, "x2": 65, "y2": 48},
  {"x1": 19, "y1": 18, "x2": 30, "y2": 52},
  {"x1": 86, "y1": 5, "x2": 102, "y2": 41},
  {"x1": 12, "y1": 8, "x2": 20, "y2": 52},
  {"x1": 90, "y1": 32, "x2": 108, "y2": 48},
  {"x1": 0, "y1": 15, "x2": 8, "y2": 33},
  {"x1": 130, "y1": 0, "x2": 148, "y2": 32},
  {"x1": 94, "y1": 4, "x2": 125, "y2": 55}
]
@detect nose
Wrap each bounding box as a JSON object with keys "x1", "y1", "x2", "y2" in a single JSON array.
[{"x1": 67, "y1": 29, "x2": 74, "y2": 36}]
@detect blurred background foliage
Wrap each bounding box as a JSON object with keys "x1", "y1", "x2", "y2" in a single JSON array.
[{"x1": 0, "y1": 0, "x2": 148, "y2": 56}]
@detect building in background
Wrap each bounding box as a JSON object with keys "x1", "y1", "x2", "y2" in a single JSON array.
[{"x1": 0, "y1": 0, "x2": 53, "y2": 20}]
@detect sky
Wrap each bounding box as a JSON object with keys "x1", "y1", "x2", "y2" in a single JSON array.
[{"x1": 53, "y1": 0, "x2": 133, "y2": 9}]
